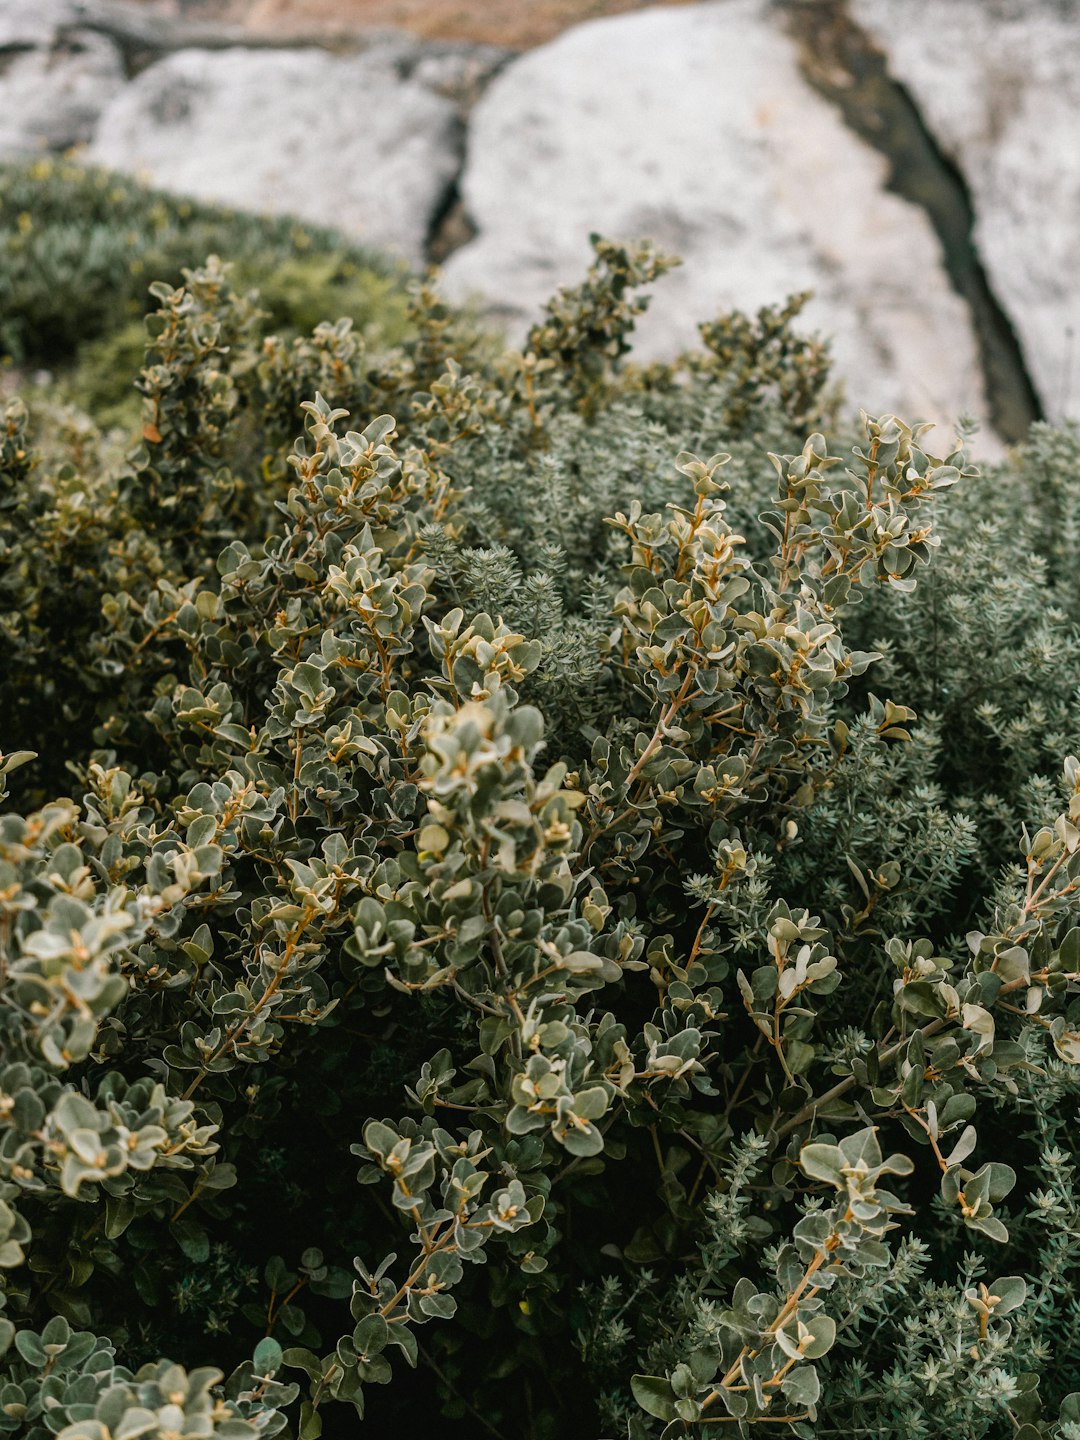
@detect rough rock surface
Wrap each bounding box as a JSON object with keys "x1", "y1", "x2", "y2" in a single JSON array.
[
  {"x1": 852, "y1": 0, "x2": 1080, "y2": 423},
  {"x1": 441, "y1": 0, "x2": 991, "y2": 440},
  {"x1": 0, "y1": 31, "x2": 126, "y2": 159},
  {"x1": 0, "y1": 0, "x2": 81, "y2": 46},
  {"x1": 85, "y1": 45, "x2": 462, "y2": 267}
]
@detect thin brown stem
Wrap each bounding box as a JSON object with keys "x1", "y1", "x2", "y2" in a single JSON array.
[
  {"x1": 181, "y1": 906, "x2": 316, "y2": 1102},
  {"x1": 625, "y1": 666, "x2": 697, "y2": 789}
]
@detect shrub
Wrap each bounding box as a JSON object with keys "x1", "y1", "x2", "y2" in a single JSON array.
[
  {"x1": 1, "y1": 238, "x2": 1079, "y2": 1440},
  {"x1": 0, "y1": 158, "x2": 409, "y2": 371}
]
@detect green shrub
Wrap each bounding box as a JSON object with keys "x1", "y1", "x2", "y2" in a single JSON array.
[
  {"x1": 0, "y1": 158, "x2": 409, "y2": 371},
  {"x1": 1, "y1": 238, "x2": 1079, "y2": 1440}
]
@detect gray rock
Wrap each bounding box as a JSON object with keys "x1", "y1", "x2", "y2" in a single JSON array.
[
  {"x1": 852, "y1": 0, "x2": 1080, "y2": 423},
  {"x1": 0, "y1": 30, "x2": 126, "y2": 159},
  {"x1": 442, "y1": 0, "x2": 993, "y2": 445},
  {"x1": 0, "y1": 0, "x2": 79, "y2": 47},
  {"x1": 85, "y1": 45, "x2": 462, "y2": 267},
  {"x1": 403, "y1": 42, "x2": 511, "y2": 110},
  {"x1": 0, "y1": 0, "x2": 166, "y2": 48}
]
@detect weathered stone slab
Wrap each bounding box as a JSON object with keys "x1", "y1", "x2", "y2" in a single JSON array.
[
  {"x1": 852, "y1": 0, "x2": 1080, "y2": 423},
  {"x1": 85, "y1": 45, "x2": 462, "y2": 267},
  {"x1": 441, "y1": 0, "x2": 992, "y2": 442}
]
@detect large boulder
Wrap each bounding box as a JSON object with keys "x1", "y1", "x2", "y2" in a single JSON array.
[
  {"x1": 85, "y1": 44, "x2": 463, "y2": 267},
  {"x1": 852, "y1": 0, "x2": 1080, "y2": 423},
  {"x1": 441, "y1": 0, "x2": 992, "y2": 441}
]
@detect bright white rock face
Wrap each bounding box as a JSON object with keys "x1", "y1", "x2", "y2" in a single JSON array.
[
  {"x1": 852, "y1": 0, "x2": 1080, "y2": 423},
  {"x1": 441, "y1": 0, "x2": 991, "y2": 445},
  {"x1": 85, "y1": 45, "x2": 462, "y2": 268}
]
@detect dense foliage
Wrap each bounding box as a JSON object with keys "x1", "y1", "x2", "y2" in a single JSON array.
[{"x1": 2, "y1": 229, "x2": 1080, "y2": 1440}]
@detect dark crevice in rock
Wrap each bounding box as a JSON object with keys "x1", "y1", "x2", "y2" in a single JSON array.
[
  {"x1": 782, "y1": 0, "x2": 1043, "y2": 443},
  {"x1": 0, "y1": 44, "x2": 35, "y2": 78},
  {"x1": 423, "y1": 112, "x2": 476, "y2": 267},
  {"x1": 426, "y1": 181, "x2": 478, "y2": 267},
  {"x1": 421, "y1": 49, "x2": 514, "y2": 268},
  {"x1": 86, "y1": 33, "x2": 161, "y2": 80}
]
